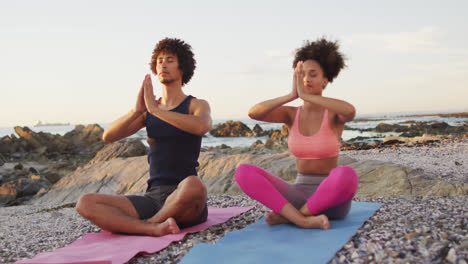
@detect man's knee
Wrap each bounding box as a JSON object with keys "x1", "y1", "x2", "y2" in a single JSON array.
[
  {"x1": 171, "y1": 176, "x2": 206, "y2": 221},
  {"x1": 178, "y1": 176, "x2": 206, "y2": 199},
  {"x1": 76, "y1": 193, "x2": 98, "y2": 219}
]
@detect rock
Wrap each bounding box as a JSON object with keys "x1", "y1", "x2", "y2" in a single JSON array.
[
  {"x1": 27, "y1": 148, "x2": 467, "y2": 206},
  {"x1": 209, "y1": 121, "x2": 253, "y2": 137},
  {"x1": 197, "y1": 151, "x2": 297, "y2": 194},
  {"x1": 280, "y1": 125, "x2": 289, "y2": 137},
  {"x1": 14, "y1": 163, "x2": 24, "y2": 170},
  {"x1": 250, "y1": 140, "x2": 264, "y2": 148},
  {"x1": 0, "y1": 182, "x2": 17, "y2": 206},
  {"x1": 64, "y1": 124, "x2": 104, "y2": 146},
  {"x1": 252, "y1": 124, "x2": 265, "y2": 136},
  {"x1": 383, "y1": 135, "x2": 441, "y2": 145},
  {"x1": 43, "y1": 172, "x2": 62, "y2": 184},
  {"x1": 0, "y1": 153, "x2": 5, "y2": 166},
  {"x1": 89, "y1": 139, "x2": 147, "y2": 164},
  {"x1": 375, "y1": 123, "x2": 408, "y2": 133},
  {"x1": 30, "y1": 156, "x2": 150, "y2": 205},
  {"x1": 431, "y1": 122, "x2": 449, "y2": 130},
  {"x1": 264, "y1": 138, "x2": 275, "y2": 149}
]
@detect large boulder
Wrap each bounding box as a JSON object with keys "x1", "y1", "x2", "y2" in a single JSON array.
[
  {"x1": 0, "y1": 182, "x2": 17, "y2": 206},
  {"x1": 382, "y1": 135, "x2": 440, "y2": 145},
  {"x1": 30, "y1": 156, "x2": 150, "y2": 205},
  {"x1": 210, "y1": 121, "x2": 253, "y2": 137},
  {"x1": 374, "y1": 123, "x2": 408, "y2": 133},
  {"x1": 28, "y1": 149, "x2": 467, "y2": 206},
  {"x1": 353, "y1": 159, "x2": 468, "y2": 197},
  {"x1": 5, "y1": 125, "x2": 104, "y2": 160},
  {"x1": 0, "y1": 153, "x2": 6, "y2": 166},
  {"x1": 89, "y1": 139, "x2": 147, "y2": 164},
  {"x1": 0, "y1": 175, "x2": 50, "y2": 206},
  {"x1": 198, "y1": 151, "x2": 298, "y2": 194},
  {"x1": 64, "y1": 124, "x2": 104, "y2": 145}
]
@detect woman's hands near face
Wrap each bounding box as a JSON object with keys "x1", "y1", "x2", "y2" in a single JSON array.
[{"x1": 294, "y1": 61, "x2": 306, "y2": 99}]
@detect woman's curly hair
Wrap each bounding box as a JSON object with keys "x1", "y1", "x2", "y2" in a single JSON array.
[
  {"x1": 293, "y1": 38, "x2": 346, "y2": 83},
  {"x1": 150, "y1": 38, "x2": 196, "y2": 86}
]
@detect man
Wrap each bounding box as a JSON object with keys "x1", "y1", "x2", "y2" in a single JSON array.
[{"x1": 76, "y1": 38, "x2": 212, "y2": 236}]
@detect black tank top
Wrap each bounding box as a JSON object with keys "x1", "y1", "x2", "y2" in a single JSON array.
[{"x1": 145, "y1": 95, "x2": 202, "y2": 187}]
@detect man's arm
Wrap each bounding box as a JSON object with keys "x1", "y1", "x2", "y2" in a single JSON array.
[
  {"x1": 102, "y1": 78, "x2": 147, "y2": 143},
  {"x1": 143, "y1": 75, "x2": 212, "y2": 136},
  {"x1": 148, "y1": 99, "x2": 212, "y2": 136},
  {"x1": 102, "y1": 110, "x2": 146, "y2": 143}
]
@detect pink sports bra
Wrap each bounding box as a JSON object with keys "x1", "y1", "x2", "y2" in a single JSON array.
[{"x1": 288, "y1": 107, "x2": 340, "y2": 159}]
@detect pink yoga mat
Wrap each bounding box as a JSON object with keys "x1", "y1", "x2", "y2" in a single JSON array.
[{"x1": 15, "y1": 206, "x2": 253, "y2": 264}]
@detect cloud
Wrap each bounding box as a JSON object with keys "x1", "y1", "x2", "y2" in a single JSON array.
[{"x1": 345, "y1": 27, "x2": 439, "y2": 52}]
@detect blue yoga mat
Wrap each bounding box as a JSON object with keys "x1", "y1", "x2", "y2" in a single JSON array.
[{"x1": 181, "y1": 202, "x2": 382, "y2": 264}]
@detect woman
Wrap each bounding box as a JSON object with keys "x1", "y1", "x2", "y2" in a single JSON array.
[{"x1": 234, "y1": 38, "x2": 358, "y2": 229}]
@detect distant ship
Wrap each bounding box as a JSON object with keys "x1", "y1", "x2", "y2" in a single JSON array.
[{"x1": 33, "y1": 121, "x2": 70, "y2": 127}]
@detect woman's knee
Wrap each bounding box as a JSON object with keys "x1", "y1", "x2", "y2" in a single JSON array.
[
  {"x1": 330, "y1": 166, "x2": 358, "y2": 187},
  {"x1": 234, "y1": 164, "x2": 258, "y2": 184}
]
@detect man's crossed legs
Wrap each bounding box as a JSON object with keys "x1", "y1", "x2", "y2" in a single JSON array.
[{"x1": 76, "y1": 176, "x2": 207, "y2": 236}]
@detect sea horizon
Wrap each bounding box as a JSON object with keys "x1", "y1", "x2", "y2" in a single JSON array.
[{"x1": 1, "y1": 109, "x2": 467, "y2": 148}]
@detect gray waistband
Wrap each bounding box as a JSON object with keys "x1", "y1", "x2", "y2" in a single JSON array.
[{"x1": 295, "y1": 173, "x2": 328, "y2": 185}]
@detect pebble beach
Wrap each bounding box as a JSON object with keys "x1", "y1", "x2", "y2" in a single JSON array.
[{"x1": 1, "y1": 139, "x2": 467, "y2": 263}]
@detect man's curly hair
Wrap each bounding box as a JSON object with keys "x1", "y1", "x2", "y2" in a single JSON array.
[
  {"x1": 150, "y1": 38, "x2": 196, "y2": 86},
  {"x1": 293, "y1": 38, "x2": 346, "y2": 83}
]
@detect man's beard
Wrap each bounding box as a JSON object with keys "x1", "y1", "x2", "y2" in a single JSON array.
[{"x1": 159, "y1": 76, "x2": 174, "y2": 84}]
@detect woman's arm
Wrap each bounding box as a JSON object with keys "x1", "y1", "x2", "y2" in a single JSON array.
[
  {"x1": 143, "y1": 75, "x2": 212, "y2": 136},
  {"x1": 295, "y1": 62, "x2": 356, "y2": 123},
  {"x1": 248, "y1": 73, "x2": 299, "y2": 126}
]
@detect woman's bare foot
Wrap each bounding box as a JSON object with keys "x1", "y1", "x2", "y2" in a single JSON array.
[
  {"x1": 265, "y1": 212, "x2": 290, "y2": 226},
  {"x1": 300, "y1": 214, "x2": 330, "y2": 230},
  {"x1": 149, "y1": 217, "x2": 180, "y2": 236}
]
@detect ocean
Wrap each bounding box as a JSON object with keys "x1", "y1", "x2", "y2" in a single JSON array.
[{"x1": 1, "y1": 111, "x2": 466, "y2": 148}]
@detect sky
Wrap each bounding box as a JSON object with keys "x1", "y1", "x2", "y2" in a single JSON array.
[{"x1": 1, "y1": 0, "x2": 467, "y2": 127}]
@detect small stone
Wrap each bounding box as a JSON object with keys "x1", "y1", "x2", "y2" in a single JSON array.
[
  {"x1": 441, "y1": 232, "x2": 448, "y2": 240},
  {"x1": 344, "y1": 243, "x2": 353, "y2": 249},
  {"x1": 405, "y1": 231, "x2": 420, "y2": 239},
  {"x1": 460, "y1": 239, "x2": 468, "y2": 250},
  {"x1": 445, "y1": 248, "x2": 456, "y2": 263},
  {"x1": 339, "y1": 255, "x2": 346, "y2": 262}
]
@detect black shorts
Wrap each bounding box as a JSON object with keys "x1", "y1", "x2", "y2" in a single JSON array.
[{"x1": 126, "y1": 185, "x2": 208, "y2": 229}]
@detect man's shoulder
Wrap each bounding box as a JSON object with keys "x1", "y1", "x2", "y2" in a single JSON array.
[
  {"x1": 189, "y1": 96, "x2": 210, "y2": 107},
  {"x1": 188, "y1": 96, "x2": 211, "y2": 114}
]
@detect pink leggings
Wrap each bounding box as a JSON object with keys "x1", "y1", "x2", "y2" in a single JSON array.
[{"x1": 234, "y1": 164, "x2": 359, "y2": 219}]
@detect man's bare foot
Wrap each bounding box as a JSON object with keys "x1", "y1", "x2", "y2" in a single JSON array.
[
  {"x1": 301, "y1": 214, "x2": 330, "y2": 230},
  {"x1": 149, "y1": 217, "x2": 180, "y2": 236},
  {"x1": 265, "y1": 212, "x2": 290, "y2": 226}
]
